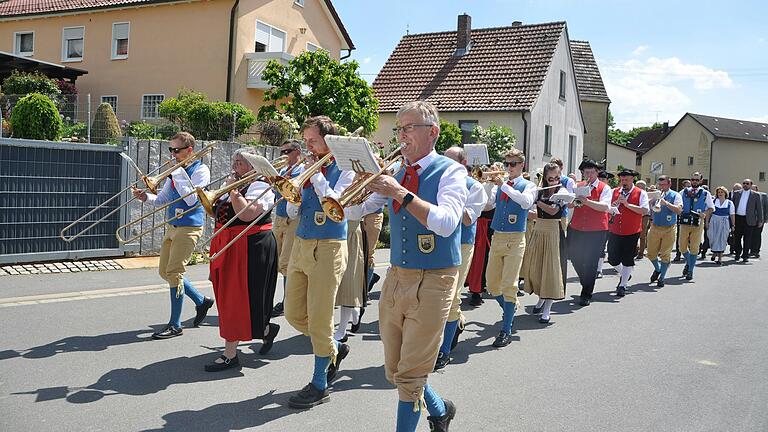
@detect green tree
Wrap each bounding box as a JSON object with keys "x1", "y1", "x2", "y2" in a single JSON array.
[
  {"x1": 435, "y1": 120, "x2": 462, "y2": 153},
  {"x1": 158, "y1": 88, "x2": 207, "y2": 130},
  {"x1": 10, "y1": 93, "x2": 62, "y2": 140},
  {"x1": 608, "y1": 109, "x2": 664, "y2": 146},
  {"x1": 186, "y1": 101, "x2": 256, "y2": 141},
  {"x1": 258, "y1": 50, "x2": 379, "y2": 136},
  {"x1": 471, "y1": 122, "x2": 516, "y2": 162},
  {"x1": 2, "y1": 71, "x2": 61, "y2": 100},
  {"x1": 91, "y1": 102, "x2": 122, "y2": 144}
]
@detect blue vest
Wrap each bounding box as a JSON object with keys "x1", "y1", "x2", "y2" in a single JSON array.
[
  {"x1": 560, "y1": 176, "x2": 570, "y2": 218},
  {"x1": 166, "y1": 160, "x2": 204, "y2": 227},
  {"x1": 682, "y1": 188, "x2": 709, "y2": 214},
  {"x1": 652, "y1": 190, "x2": 679, "y2": 226},
  {"x1": 713, "y1": 203, "x2": 730, "y2": 217},
  {"x1": 460, "y1": 177, "x2": 479, "y2": 245},
  {"x1": 389, "y1": 155, "x2": 461, "y2": 269},
  {"x1": 295, "y1": 160, "x2": 347, "y2": 240},
  {"x1": 274, "y1": 164, "x2": 303, "y2": 218},
  {"x1": 491, "y1": 177, "x2": 532, "y2": 232}
]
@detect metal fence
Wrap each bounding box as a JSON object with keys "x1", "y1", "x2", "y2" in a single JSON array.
[{"x1": 0, "y1": 137, "x2": 128, "y2": 264}]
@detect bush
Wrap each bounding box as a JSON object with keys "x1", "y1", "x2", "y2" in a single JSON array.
[
  {"x1": 9, "y1": 93, "x2": 62, "y2": 140},
  {"x1": 471, "y1": 122, "x2": 515, "y2": 162},
  {"x1": 2, "y1": 71, "x2": 61, "y2": 100},
  {"x1": 158, "y1": 88, "x2": 206, "y2": 130},
  {"x1": 156, "y1": 122, "x2": 180, "y2": 140},
  {"x1": 91, "y1": 102, "x2": 122, "y2": 144},
  {"x1": 186, "y1": 101, "x2": 256, "y2": 141},
  {"x1": 127, "y1": 121, "x2": 157, "y2": 139},
  {"x1": 435, "y1": 120, "x2": 462, "y2": 154},
  {"x1": 61, "y1": 122, "x2": 88, "y2": 139}
]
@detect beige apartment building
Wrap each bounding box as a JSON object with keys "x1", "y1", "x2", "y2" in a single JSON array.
[{"x1": 0, "y1": 0, "x2": 353, "y2": 121}]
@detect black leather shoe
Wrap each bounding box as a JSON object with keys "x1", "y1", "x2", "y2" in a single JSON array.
[
  {"x1": 469, "y1": 292, "x2": 484, "y2": 307},
  {"x1": 657, "y1": 279, "x2": 665, "y2": 287},
  {"x1": 427, "y1": 399, "x2": 456, "y2": 432},
  {"x1": 579, "y1": 297, "x2": 591, "y2": 306},
  {"x1": 711, "y1": 255, "x2": 716, "y2": 262},
  {"x1": 682, "y1": 265, "x2": 689, "y2": 277},
  {"x1": 193, "y1": 297, "x2": 215, "y2": 327},
  {"x1": 538, "y1": 316, "x2": 551, "y2": 324},
  {"x1": 434, "y1": 352, "x2": 450, "y2": 371},
  {"x1": 685, "y1": 274, "x2": 693, "y2": 281},
  {"x1": 532, "y1": 304, "x2": 544, "y2": 315},
  {"x1": 350, "y1": 308, "x2": 365, "y2": 333},
  {"x1": 673, "y1": 255, "x2": 682, "y2": 262},
  {"x1": 288, "y1": 383, "x2": 330, "y2": 409},
  {"x1": 616, "y1": 286, "x2": 626, "y2": 297},
  {"x1": 259, "y1": 323, "x2": 280, "y2": 355},
  {"x1": 204, "y1": 354, "x2": 239, "y2": 372},
  {"x1": 650, "y1": 270, "x2": 660, "y2": 283},
  {"x1": 271, "y1": 302, "x2": 284, "y2": 318},
  {"x1": 327, "y1": 343, "x2": 350, "y2": 383},
  {"x1": 743, "y1": 257, "x2": 749, "y2": 263},
  {"x1": 368, "y1": 272, "x2": 380, "y2": 292},
  {"x1": 152, "y1": 325, "x2": 182, "y2": 340},
  {"x1": 492, "y1": 331, "x2": 513, "y2": 348}
]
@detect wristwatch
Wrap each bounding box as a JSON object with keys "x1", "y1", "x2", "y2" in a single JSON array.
[{"x1": 401, "y1": 192, "x2": 415, "y2": 209}]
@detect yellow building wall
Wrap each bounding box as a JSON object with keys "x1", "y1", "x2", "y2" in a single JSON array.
[
  {"x1": 710, "y1": 138, "x2": 768, "y2": 191},
  {"x1": 606, "y1": 142, "x2": 637, "y2": 172},
  {"x1": 640, "y1": 115, "x2": 713, "y2": 185}
]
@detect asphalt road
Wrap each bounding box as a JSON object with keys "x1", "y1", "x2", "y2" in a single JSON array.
[{"x1": 1, "y1": 243, "x2": 767, "y2": 432}]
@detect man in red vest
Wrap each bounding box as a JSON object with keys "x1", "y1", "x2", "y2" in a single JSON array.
[
  {"x1": 607, "y1": 169, "x2": 649, "y2": 297},
  {"x1": 568, "y1": 160, "x2": 612, "y2": 306}
]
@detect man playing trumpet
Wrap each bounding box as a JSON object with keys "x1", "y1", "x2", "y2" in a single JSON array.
[{"x1": 646, "y1": 175, "x2": 683, "y2": 287}]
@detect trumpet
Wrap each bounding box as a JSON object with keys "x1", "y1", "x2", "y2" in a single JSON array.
[
  {"x1": 207, "y1": 151, "x2": 334, "y2": 260},
  {"x1": 60, "y1": 144, "x2": 214, "y2": 242},
  {"x1": 321, "y1": 146, "x2": 405, "y2": 223},
  {"x1": 471, "y1": 166, "x2": 507, "y2": 183}
]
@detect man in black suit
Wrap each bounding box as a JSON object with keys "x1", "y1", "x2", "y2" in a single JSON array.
[
  {"x1": 732, "y1": 179, "x2": 764, "y2": 262},
  {"x1": 749, "y1": 185, "x2": 768, "y2": 258}
]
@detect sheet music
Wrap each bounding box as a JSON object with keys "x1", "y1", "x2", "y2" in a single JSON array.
[
  {"x1": 575, "y1": 185, "x2": 591, "y2": 197},
  {"x1": 325, "y1": 135, "x2": 380, "y2": 173},
  {"x1": 464, "y1": 144, "x2": 489, "y2": 166},
  {"x1": 241, "y1": 153, "x2": 279, "y2": 178},
  {"x1": 551, "y1": 190, "x2": 575, "y2": 204},
  {"x1": 647, "y1": 190, "x2": 662, "y2": 201}
]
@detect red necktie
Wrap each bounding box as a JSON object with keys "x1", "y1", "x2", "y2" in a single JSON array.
[
  {"x1": 392, "y1": 164, "x2": 420, "y2": 214},
  {"x1": 500, "y1": 181, "x2": 513, "y2": 202}
]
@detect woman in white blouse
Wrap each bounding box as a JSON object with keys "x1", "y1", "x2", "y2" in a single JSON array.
[{"x1": 707, "y1": 186, "x2": 735, "y2": 265}]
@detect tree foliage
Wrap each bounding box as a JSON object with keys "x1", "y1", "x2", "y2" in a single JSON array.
[
  {"x1": 10, "y1": 93, "x2": 62, "y2": 140},
  {"x1": 471, "y1": 122, "x2": 516, "y2": 162},
  {"x1": 435, "y1": 120, "x2": 462, "y2": 154},
  {"x1": 608, "y1": 109, "x2": 664, "y2": 146},
  {"x1": 257, "y1": 50, "x2": 379, "y2": 136},
  {"x1": 158, "y1": 89, "x2": 256, "y2": 141},
  {"x1": 2, "y1": 71, "x2": 61, "y2": 100}
]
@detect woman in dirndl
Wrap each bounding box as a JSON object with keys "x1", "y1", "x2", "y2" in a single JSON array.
[
  {"x1": 521, "y1": 162, "x2": 566, "y2": 324},
  {"x1": 205, "y1": 149, "x2": 280, "y2": 372},
  {"x1": 707, "y1": 186, "x2": 735, "y2": 265}
]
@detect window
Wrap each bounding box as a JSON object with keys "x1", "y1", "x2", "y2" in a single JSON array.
[
  {"x1": 688, "y1": 156, "x2": 694, "y2": 166},
  {"x1": 567, "y1": 134, "x2": 576, "y2": 174},
  {"x1": 458, "y1": 120, "x2": 478, "y2": 144},
  {"x1": 671, "y1": 157, "x2": 677, "y2": 166},
  {"x1": 306, "y1": 42, "x2": 321, "y2": 52},
  {"x1": 14, "y1": 32, "x2": 34, "y2": 56},
  {"x1": 62, "y1": 26, "x2": 84, "y2": 62},
  {"x1": 559, "y1": 70, "x2": 566, "y2": 100},
  {"x1": 255, "y1": 21, "x2": 286, "y2": 53},
  {"x1": 101, "y1": 96, "x2": 118, "y2": 113},
  {"x1": 760, "y1": 172, "x2": 765, "y2": 182},
  {"x1": 141, "y1": 94, "x2": 164, "y2": 119},
  {"x1": 544, "y1": 125, "x2": 552, "y2": 155},
  {"x1": 112, "y1": 22, "x2": 129, "y2": 59}
]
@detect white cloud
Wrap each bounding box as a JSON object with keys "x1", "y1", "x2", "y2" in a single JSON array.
[
  {"x1": 363, "y1": 56, "x2": 372, "y2": 64},
  {"x1": 617, "y1": 57, "x2": 733, "y2": 90},
  {"x1": 632, "y1": 45, "x2": 649, "y2": 56}
]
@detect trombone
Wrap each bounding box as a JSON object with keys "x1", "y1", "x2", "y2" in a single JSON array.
[
  {"x1": 321, "y1": 146, "x2": 405, "y2": 223},
  {"x1": 60, "y1": 144, "x2": 215, "y2": 242},
  {"x1": 115, "y1": 155, "x2": 289, "y2": 244},
  {"x1": 208, "y1": 151, "x2": 333, "y2": 260}
]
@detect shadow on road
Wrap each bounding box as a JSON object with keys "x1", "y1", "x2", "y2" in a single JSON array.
[{"x1": 2, "y1": 328, "x2": 161, "y2": 361}]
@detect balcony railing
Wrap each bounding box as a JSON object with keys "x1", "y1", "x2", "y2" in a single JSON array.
[{"x1": 246, "y1": 52, "x2": 294, "y2": 89}]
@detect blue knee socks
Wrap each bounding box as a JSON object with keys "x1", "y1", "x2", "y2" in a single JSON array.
[
  {"x1": 502, "y1": 301, "x2": 516, "y2": 335},
  {"x1": 396, "y1": 400, "x2": 421, "y2": 432},
  {"x1": 659, "y1": 261, "x2": 670, "y2": 280},
  {"x1": 169, "y1": 287, "x2": 183, "y2": 328},
  {"x1": 366, "y1": 267, "x2": 374, "y2": 287},
  {"x1": 651, "y1": 259, "x2": 661, "y2": 273},
  {"x1": 311, "y1": 355, "x2": 331, "y2": 391},
  {"x1": 423, "y1": 384, "x2": 446, "y2": 417},
  {"x1": 687, "y1": 253, "x2": 697, "y2": 276},
  {"x1": 440, "y1": 320, "x2": 459, "y2": 355},
  {"x1": 495, "y1": 295, "x2": 505, "y2": 308},
  {"x1": 183, "y1": 277, "x2": 204, "y2": 305}
]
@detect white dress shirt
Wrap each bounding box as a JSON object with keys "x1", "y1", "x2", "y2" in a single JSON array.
[
  {"x1": 608, "y1": 185, "x2": 649, "y2": 216},
  {"x1": 218, "y1": 181, "x2": 275, "y2": 210},
  {"x1": 487, "y1": 175, "x2": 537, "y2": 210},
  {"x1": 590, "y1": 179, "x2": 613, "y2": 206},
  {"x1": 714, "y1": 198, "x2": 735, "y2": 215},
  {"x1": 736, "y1": 189, "x2": 750, "y2": 216},
  {"x1": 465, "y1": 179, "x2": 488, "y2": 225},
  {"x1": 146, "y1": 164, "x2": 211, "y2": 207},
  {"x1": 345, "y1": 150, "x2": 468, "y2": 237}
]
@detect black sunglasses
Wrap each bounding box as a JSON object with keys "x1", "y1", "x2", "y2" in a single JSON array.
[
  {"x1": 280, "y1": 148, "x2": 297, "y2": 155},
  {"x1": 503, "y1": 161, "x2": 522, "y2": 168},
  {"x1": 168, "y1": 146, "x2": 190, "y2": 154}
]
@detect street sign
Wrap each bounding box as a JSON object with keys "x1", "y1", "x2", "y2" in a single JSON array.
[{"x1": 650, "y1": 161, "x2": 663, "y2": 174}]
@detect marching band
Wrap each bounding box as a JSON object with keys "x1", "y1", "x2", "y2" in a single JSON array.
[{"x1": 71, "y1": 101, "x2": 725, "y2": 432}]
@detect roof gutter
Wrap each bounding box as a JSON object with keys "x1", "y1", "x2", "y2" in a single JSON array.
[
  {"x1": 340, "y1": 48, "x2": 353, "y2": 60},
  {"x1": 225, "y1": 0, "x2": 240, "y2": 102},
  {"x1": 520, "y1": 110, "x2": 528, "y2": 157}
]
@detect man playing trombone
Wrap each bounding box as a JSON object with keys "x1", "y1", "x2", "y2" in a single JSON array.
[
  {"x1": 283, "y1": 116, "x2": 355, "y2": 409},
  {"x1": 131, "y1": 132, "x2": 214, "y2": 340}
]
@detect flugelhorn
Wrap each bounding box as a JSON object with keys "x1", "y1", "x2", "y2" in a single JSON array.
[{"x1": 60, "y1": 143, "x2": 214, "y2": 242}]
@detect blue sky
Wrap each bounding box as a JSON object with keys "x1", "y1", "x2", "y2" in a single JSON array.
[{"x1": 334, "y1": 0, "x2": 768, "y2": 129}]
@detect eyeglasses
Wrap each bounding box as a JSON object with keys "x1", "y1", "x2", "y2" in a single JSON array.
[
  {"x1": 503, "y1": 161, "x2": 522, "y2": 168},
  {"x1": 168, "y1": 146, "x2": 190, "y2": 154},
  {"x1": 690, "y1": 178, "x2": 701, "y2": 182},
  {"x1": 546, "y1": 176, "x2": 560, "y2": 182},
  {"x1": 280, "y1": 148, "x2": 296, "y2": 155},
  {"x1": 743, "y1": 182, "x2": 752, "y2": 185},
  {"x1": 393, "y1": 124, "x2": 432, "y2": 134}
]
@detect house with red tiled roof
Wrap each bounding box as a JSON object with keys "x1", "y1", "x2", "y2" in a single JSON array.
[
  {"x1": 373, "y1": 14, "x2": 608, "y2": 174},
  {"x1": 0, "y1": 0, "x2": 353, "y2": 122}
]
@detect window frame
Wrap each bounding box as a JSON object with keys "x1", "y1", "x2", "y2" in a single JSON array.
[
  {"x1": 13, "y1": 31, "x2": 34, "y2": 56},
  {"x1": 458, "y1": 120, "x2": 478, "y2": 145},
  {"x1": 558, "y1": 70, "x2": 566, "y2": 100},
  {"x1": 544, "y1": 124, "x2": 552, "y2": 156},
  {"x1": 140, "y1": 94, "x2": 165, "y2": 119},
  {"x1": 759, "y1": 172, "x2": 766, "y2": 182},
  {"x1": 687, "y1": 156, "x2": 694, "y2": 166},
  {"x1": 306, "y1": 42, "x2": 321, "y2": 52},
  {"x1": 61, "y1": 26, "x2": 85, "y2": 63},
  {"x1": 671, "y1": 156, "x2": 677, "y2": 166},
  {"x1": 254, "y1": 20, "x2": 287, "y2": 53},
  {"x1": 101, "y1": 95, "x2": 119, "y2": 114},
  {"x1": 567, "y1": 134, "x2": 576, "y2": 174},
  {"x1": 111, "y1": 22, "x2": 130, "y2": 60}
]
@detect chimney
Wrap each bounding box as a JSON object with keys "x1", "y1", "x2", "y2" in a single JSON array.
[
  {"x1": 511, "y1": 21, "x2": 523, "y2": 27},
  {"x1": 455, "y1": 14, "x2": 472, "y2": 56},
  {"x1": 663, "y1": 122, "x2": 669, "y2": 132}
]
